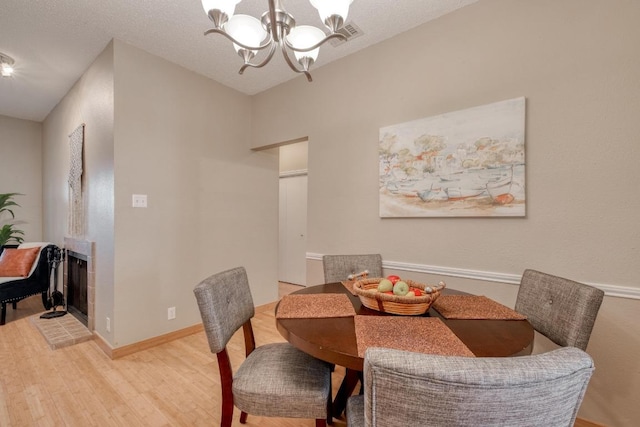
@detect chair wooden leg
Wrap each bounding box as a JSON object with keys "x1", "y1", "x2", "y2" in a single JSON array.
[
  {"x1": 12, "y1": 302, "x2": 17, "y2": 309},
  {"x1": 220, "y1": 408, "x2": 233, "y2": 427},
  {"x1": 316, "y1": 419, "x2": 327, "y2": 427},
  {"x1": 220, "y1": 395, "x2": 234, "y2": 427},
  {"x1": 327, "y1": 385, "x2": 333, "y2": 425},
  {"x1": 240, "y1": 411, "x2": 248, "y2": 424},
  {"x1": 216, "y1": 350, "x2": 234, "y2": 427}
]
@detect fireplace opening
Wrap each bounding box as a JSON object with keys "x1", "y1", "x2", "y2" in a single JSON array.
[{"x1": 67, "y1": 250, "x2": 88, "y2": 326}]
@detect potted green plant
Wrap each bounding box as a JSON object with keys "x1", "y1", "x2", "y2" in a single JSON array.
[{"x1": 0, "y1": 193, "x2": 25, "y2": 250}]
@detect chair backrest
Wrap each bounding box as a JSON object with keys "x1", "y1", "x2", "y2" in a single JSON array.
[
  {"x1": 515, "y1": 269, "x2": 604, "y2": 350},
  {"x1": 193, "y1": 267, "x2": 255, "y2": 354},
  {"x1": 361, "y1": 346, "x2": 594, "y2": 427},
  {"x1": 322, "y1": 254, "x2": 383, "y2": 283}
]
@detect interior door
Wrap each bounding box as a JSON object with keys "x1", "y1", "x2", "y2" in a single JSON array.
[{"x1": 279, "y1": 174, "x2": 307, "y2": 285}]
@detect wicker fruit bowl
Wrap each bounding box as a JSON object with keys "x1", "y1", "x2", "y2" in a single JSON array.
[{"x1": 353, "y1": 278, "x2": 446, "y2": 315}]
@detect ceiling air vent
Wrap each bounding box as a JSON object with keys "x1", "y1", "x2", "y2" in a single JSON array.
[{"x1": 329, "y1": 21, "x2": 364, "y2": 47}]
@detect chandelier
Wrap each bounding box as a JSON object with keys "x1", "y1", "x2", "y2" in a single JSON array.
[{"x1": 201, "y1": 0, "x2": 354, "y2": 81}]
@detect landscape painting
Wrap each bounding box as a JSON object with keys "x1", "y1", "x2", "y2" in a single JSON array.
[{"x1": 379, "y1": 97, "x2": 526, "y2": 217}]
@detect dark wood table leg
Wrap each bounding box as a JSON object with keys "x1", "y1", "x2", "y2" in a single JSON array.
[{"x1": 332, "y1": 368, "x2": 360, "y2": 418}]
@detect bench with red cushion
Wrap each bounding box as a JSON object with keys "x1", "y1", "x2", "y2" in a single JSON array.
[{"x1": 0, "y1": 243, "x2": 58, "y2": 325}]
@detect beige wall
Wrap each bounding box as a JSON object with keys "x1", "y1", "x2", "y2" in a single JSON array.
[
  {"x1": 279, "y1": 140, "x2": 308, "y2": 173},
  {"x1": 41, "y1": 39, "x2": 279, "y2": 348},
  {"x1": 254, "y1": 1, "x2": 640, "y2": 425},
  {"x1": 111, "y1": 41, "x2": 278, "y2": 346},
  {"x1": 253, "y1": 0, "x2": 640, "y2": 288},
  {"x1": 42, "y1": 41, "x2": 116, "y2": 340},
  {"x1": 0, "y1": 115, "x2": 43, "y2": 242}
]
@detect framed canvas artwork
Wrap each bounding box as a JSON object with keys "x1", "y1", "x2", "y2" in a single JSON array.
[{"x1": 379, "y1": 97, "x2": 526, "y2": 217}]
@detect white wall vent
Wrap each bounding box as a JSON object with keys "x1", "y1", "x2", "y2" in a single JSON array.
[{"x1": 329, "y1": 21, "x2": 364, "y2": 47}]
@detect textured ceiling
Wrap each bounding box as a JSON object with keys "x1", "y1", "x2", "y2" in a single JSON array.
[{"x1": 0, "y1": 0, "x2": 478, "y2": 122}]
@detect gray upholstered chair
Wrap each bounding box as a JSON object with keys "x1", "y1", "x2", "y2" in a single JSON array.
[
  {"x1": 322, "y1": 254, "x2": 383, "y2": 283},
  {"x1": 346, "y1": 346, "x2": 594, "y2": 427},
  {"x1": 194, "y1": 267, "x2": 332, "y2": 427},
  {"x1": 515, "y1": 269, "x2": 604, "y2": 351}
]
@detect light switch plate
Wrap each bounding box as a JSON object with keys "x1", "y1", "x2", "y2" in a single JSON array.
[{"x1": 132, "y1": 194, "x2": 147, "y2": 208}]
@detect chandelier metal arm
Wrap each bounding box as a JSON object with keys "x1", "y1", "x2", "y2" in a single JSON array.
[
  {"x1": 268, "y1": 0, "x2": 281, "y2": 43},
  {"x1": 279, "y1": 42, "x2": 313, "y2": 82},
  {"x1": 239, "y1": 42, "x2": 278, "y2": 75},
  {"x1": 204, "y1": 28, "x2": 274, "y2": 52}
]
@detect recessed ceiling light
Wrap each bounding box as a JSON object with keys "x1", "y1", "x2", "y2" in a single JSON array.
[{"x1": 0, "y1": 52, "x2": 16, "y2": 77}]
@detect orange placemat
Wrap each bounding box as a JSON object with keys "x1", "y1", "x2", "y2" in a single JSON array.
[
  {"x1": 341, "y1": 281, "x2": 358, "y2": 295},
  {"x1": 432, "y1": 295, "x2": 527, "y2": 320},
  {"x1": 354, "y1": 316, "x2": 475, "y2": 358},
  {"x1": 276, "y1": 294, "x2": 356, "y2": 319}
]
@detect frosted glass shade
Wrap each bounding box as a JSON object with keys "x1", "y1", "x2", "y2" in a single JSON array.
[
  {"x1": 225, "y1": 14, "x2": 268, "y2": 52},
  {"x1": 201, "y1": 0, "x2": 241, "y2": 17},
  {"x1": 287, "y1": 26, "x2": 326, "y2": 62},
  {"x1": 310, "y1": 0, "x2": 353, "y2": 22}
]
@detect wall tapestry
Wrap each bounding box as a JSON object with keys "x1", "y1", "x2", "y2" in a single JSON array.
[
  {"x1": 68, "y1": 124, "x2": 84, "y2": 236},
  {"x1": 379, "y1": 97, "x2": 526, "y2": 218}
]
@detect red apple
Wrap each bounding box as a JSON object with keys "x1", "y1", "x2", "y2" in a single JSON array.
[{"x1": 387, "y1": 275, "x2": 401, "y2": 285}]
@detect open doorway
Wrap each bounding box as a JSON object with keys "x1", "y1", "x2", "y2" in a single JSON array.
[{"x1": 279, "y1": 140, "x2": 308, "y2": 286}]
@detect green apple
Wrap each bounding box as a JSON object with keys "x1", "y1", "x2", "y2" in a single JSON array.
[
  {"x1": 393, "y1": 280, "x2": 410, "y2": 296},
  {"x1": 377, "y1": 279, "x2": 393, "y2": 292}
]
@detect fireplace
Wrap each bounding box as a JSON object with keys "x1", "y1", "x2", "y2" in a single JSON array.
[
  {"x1": 63, "y1": 238, "x2": 95, "y2": 331},
  {"x1": 67, "y1": 251, "x2": 88, "y2": 325}
]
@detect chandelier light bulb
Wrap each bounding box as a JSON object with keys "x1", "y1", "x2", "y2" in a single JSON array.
[
  {"x1": 287, "y1": 26, "x2": 325, "y2": 63},
  {"x1": 310, "y1": 0, "x2": 353, "y2": 23},
  {"x1": 201, "y1": 0, "x2": 241, "y2": 17},
  {"x1": 225, "y1": 14, "x2": 268, "y2": 53}
]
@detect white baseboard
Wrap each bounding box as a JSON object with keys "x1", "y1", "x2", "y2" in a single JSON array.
[{"x1": 307, "y1": 253, "x2": 640, "y2": 300}]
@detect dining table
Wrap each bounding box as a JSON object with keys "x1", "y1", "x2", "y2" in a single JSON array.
[{"x1": 275, "y1": 281, "x2": 534, "y2": 418}]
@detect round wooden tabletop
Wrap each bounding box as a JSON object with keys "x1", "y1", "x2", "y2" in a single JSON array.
[{"x1": 276, "y1": 282, "x2": 534, "y2": 371}]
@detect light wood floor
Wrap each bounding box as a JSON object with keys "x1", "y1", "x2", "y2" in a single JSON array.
[{"x1": 0, "y1": 285, "x2": 603, "y2": 427}]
